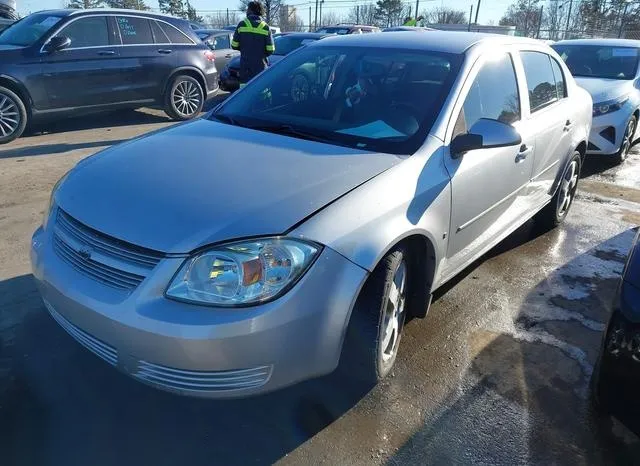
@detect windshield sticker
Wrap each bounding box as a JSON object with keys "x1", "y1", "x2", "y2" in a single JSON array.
[
  {"x1": 39, "y1": 16, "x2": 61, "y2": 28},
  {"x1": 338, "y1": 121, "x2": 406, "y2": 138},
  {"x1": 612, "y1": 48, "x2": 638, "y2": 57}
]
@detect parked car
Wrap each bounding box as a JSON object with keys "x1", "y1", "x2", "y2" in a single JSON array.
[
  {"x1": 0, "y1": 9, "x2": 219, "y2": 143},
  {"x1": 32, "y1": 32, "x2": 591, "y2": 398},
  {"x1": 222, "y1": 23, "x2": 280, "y2": 35},
  {"x1": 218, "y1": 32, "x2": 330, "y2": 92},
  {"x1": 315, "y1": 24, "x2": 380, "y2": 34},
  {"x1": 592, "y1": 228, "x2": 640, "y2": 436},
  {"x1": 195, "y1": 28, "x2": 240, "y2": 76},
  {"x1": 553, "y1": 39, "x2": 640, "y2": 163}
]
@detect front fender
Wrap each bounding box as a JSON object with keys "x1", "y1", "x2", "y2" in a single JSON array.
[{"x1": 290, "y1": 138, "x2": 450, "y2": 281}]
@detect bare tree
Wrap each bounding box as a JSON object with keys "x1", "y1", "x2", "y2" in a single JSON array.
[
  {"x1": 346, "y1": 4, "x2": 379, "y2": 26},
  {"x1": 499, "y1": 0, "x2": 544, "y2": 37},
  {"x1": 424, "y1": 7, "x2": 467, "y2": 24},
  {"x1": 206, "y1": 10, "x2": 242, "y2": 28},
  {"x1": 66, "y1": 0, "x2": 104, "y2": 8},
  {"x1": 320, "y1": 10, "x2": 345, "y2": 27}
]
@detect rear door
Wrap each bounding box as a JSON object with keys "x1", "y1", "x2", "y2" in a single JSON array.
[
  {"x1": 210, "y1": 32, "x2": 237, "y2": 73},
  {"x1": 113, "y1": 15, "x2": 175, "y2": 103},
  {"x1": 517, "y1": 50, "x2": 574, "y2": 207},
  {"x1": 39, "y1": 15, "x2": 122, "y2": 109},
  {"x1": 443, "y1": 50, "x2": 533, "y2": 274}
]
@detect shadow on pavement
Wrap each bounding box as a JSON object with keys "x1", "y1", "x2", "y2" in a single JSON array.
[
  {"x1": 0, "y1": 140, "x2": 129, "y2": 159},
  {"x1": 389, "y1": 228, "x2": 640, "y2": 464},
  {"x1": 0, "y1": 274, "x2": 371, "y2": 466}
]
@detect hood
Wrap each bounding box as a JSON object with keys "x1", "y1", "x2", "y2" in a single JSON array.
[
  {"x1": 57, "y1": 119, "x2": 402, "y2": 253},
  {"x1": 574, "y1": 77, "x2": 634, "y2": 103}
]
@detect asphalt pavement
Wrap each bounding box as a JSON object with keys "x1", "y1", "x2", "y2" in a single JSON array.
[{"x1": 1, "y1": 106, "x2": 639, "y2": 465}]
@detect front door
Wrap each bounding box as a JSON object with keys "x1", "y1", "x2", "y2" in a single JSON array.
[
  {"x1": 39, "y1": 15, "x2": 123, "y2": 110},
  {"x1": 210, "y1": 33, "x2": 237, "y2": 73},
  {"x1": 442, "y1": 51, "x2": 534, "y2": 276}
]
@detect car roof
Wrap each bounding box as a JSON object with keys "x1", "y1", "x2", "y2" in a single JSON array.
[
  {"x1": 314, "y1": 30, "x2": 545, "y2": 53},
  {"x1": 37, "y1": 8, "x2": 181, "y2": 21},
  {"x1": 554, "y1": 38, "x2": 640, "y2": 47},
  {"x1": 277, "y1": 32, "x2": 330, "y2": 39}
]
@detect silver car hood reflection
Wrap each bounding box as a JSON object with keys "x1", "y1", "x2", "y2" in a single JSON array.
[{"x1": 57, "y1": 119, "x2": 402, "y2": 253}]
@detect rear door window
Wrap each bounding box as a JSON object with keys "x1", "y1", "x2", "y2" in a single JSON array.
[
  {"x1": 520, "y1": 51, "x2": 559, "y2": 112},
  {"x1": 213, "y1": 34, "x2": 230, "y2": 50},
  {"x1": 61, "y1": 16, "x2": 110, "y2": 48},
  {"x1": 159, "y1": 22, "x2": 192, "y2": 44},
  {"x1": 116, "y1": 16, "x2": 153, "y2": 45},
  {"x1": 549, "y1": 57, "x2": 567, "y2": 99}
]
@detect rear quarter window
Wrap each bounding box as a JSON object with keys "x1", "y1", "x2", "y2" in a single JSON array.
[{"x1": 520, "y1": 51, "x2": 561, "y2": 112}]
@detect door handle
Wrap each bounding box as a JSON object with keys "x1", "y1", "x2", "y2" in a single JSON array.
[
  {"x1": 225, "y1": 54, "x2": 232, "y2": 58},
  {"x1": 516, "y1": 144, "x2": 533, "y2": 162},
  {"x1": 563, "y1": 120, "x2": 573, "y2": 132},
  {"x1": 97, "y1": 50, "x2": 115, "y2": 56},
  {"x1": 158, "y1": 49, "x2": 173, "y2": 54}
]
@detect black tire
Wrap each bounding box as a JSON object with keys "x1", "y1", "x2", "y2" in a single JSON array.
[
  {"x1": 164, "y1": 75, "x2": 204, "y2": 121},
  {"x1": 536, "y1": 151, "x2": 582, "y2": 229},
  {"x1": 615, "y1": 115, "x2": 636, "y2": 164},
  {"x1": 0, "y1": 85, "x2": 27, "y2": 144},
  {"x1": 341, "y1": 245, "x2": 409, "y2": 385}
]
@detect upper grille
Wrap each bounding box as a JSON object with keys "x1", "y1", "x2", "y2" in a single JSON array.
[{"x1": 53, "y1": 210, "x2": 164, "y2": 291}]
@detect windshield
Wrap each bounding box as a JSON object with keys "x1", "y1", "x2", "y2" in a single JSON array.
[
  {"x1": 316, "y1": 27, "x2": 350, "y2": 35},
  {"x1": 0, "y1": 13, "x2": 63, "y2": 47},
  {"x1": 273, "y1": 35, "x2": 318, "y2": 56},
  {"x1": 211, "y1": 46, "x2": 461, "y2": 155},
  {"x1": 552, "y1": 44, "x2": 640, "y2": 80}
]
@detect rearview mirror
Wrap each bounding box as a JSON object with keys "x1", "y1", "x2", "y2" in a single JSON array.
[
  {"x1": 44, "y1": 36, "x2": 71, "y2": 53},
  {"x1": 450, "y1": 118, "x2": 522, "y2": 158}
]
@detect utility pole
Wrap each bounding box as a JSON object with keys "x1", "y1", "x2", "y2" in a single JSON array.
[
  {"x1": 309, "y1": 6, "x2": 311, "y2": 32},
  {"x1": 319, "y1": 0, "x2": 323, "y2": 27},
  {"x1": 415, "y1": 0, "x2": 419, "y2": 22},
  {"x1": 536, "y1": 4, "x2": 543, "y2": 38},
  {"x1": 474, "y1": 0, "x2": 481, "y2": 24},
  {"x1": 356, "y1": 5, "x2": 359, "y2": 24},
  {"x1": 564, "y1": 0, "x2": 573, "y2": 39},
  {"x1": 468, "y1": 4, "x2": 473, "y2": 31},
  {"x1": 226, "y1": 8, "x2": 229, "y2": 26},
  {"x1": 314, "y1": 0, "x2": 318, "y2": 31}
]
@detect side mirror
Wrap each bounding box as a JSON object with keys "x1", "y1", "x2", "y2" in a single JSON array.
[
  {"x1": 44, "y1": 36, "x2": 71, "y2": 53},
  {"x1": 450, "y1": 118, "x2": 522, "y2": 158},
  {"x1": 634, "y1": 78, "x2": 640, "y2": 90}
]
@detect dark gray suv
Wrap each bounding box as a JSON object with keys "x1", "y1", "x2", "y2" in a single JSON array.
[{"x1": 0, "y1": 9, "x2": 219, "y2": 143}]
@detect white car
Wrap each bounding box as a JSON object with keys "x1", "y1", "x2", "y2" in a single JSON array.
[{"x1": 553, "y1": 39, "x2": 640, "y2": 163}]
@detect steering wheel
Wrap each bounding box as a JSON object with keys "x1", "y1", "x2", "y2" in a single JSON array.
[
  {"x1": 579, "y1": 64, "x2": 593, "y2": 75},
  {"x1": 385, "y1": 102, "x2": 421, "y2": 135}
]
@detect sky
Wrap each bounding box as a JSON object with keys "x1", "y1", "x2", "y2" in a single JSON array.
[{"x1": 18, "y1": 0, "x2": 514, "y2": 25}]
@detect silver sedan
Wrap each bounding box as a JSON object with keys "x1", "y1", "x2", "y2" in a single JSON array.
[{"x1": 31, "y1": 32, "x2": 592, "y2": 398}]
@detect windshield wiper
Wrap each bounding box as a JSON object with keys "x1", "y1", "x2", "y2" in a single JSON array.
[
  {"x1": 212, "y1": 113, "x2": 239, "y2": 126},
  {"x1": 242, "y1": 123, "x2": 335, "y2": 144}
]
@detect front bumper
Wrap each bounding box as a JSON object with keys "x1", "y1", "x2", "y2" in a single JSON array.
[
  {"x1": 587, "y1": 105, "x2": 636, "y2": 155},
  {"x1": 31, "y1": 224, "x2": 367, "y2": 398}
]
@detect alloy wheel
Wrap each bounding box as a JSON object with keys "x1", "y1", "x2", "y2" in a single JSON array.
[
  {"x1": 557, "y1": 159, "x2": 579, "y2": 217},
  {"x1": 172, "y1": 80, "x2": 202, "y2": 117},
  {"x1": 620, "y1": 118, "x2": 635, "y2": 161},
  {"x1": 380, "y1": 260, "x2": 407, "y2": 362},
  {"x1": 0, "y1": 93, "x2": 20, "y2": 138}
]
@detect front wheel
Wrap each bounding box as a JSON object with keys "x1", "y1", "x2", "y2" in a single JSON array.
[
  {"x1": 341, "y1": 246, "x2": 409, "y2": 384},
  {"x1": 0, "y1": 86, "x2": 27, "y2": 144},
  {"x1": 535, "y1": 151, "x2": 581, "y2": 229},
  {"x1": 164, "y1": 75, "x2": 204, "y2": 121},
  {"x1": 615, "y1": 115, "x2": 636, "y2": 164}
]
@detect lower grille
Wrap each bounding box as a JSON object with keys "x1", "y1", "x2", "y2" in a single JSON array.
[
  {"x1": 599, "y1": 126, "x2": 616, "y2": 144},
  {"x1": 133, "y1": 360, "x2": 272, "y2": 393},
  {"x1": 44, "y1": 300, "x2": 118, "y2": 366},
  {"x1": 588, "y1": 142, "x2": 601, "y2": 151}
]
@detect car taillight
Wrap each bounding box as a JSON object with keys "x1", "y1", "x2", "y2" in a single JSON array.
[{"x1": 204, "y1": 51, "x2": 215, "y2": 62}]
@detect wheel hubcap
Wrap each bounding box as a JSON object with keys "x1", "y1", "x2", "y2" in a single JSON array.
[
  {"x1": 0, "y1": 94, "x2": 20, "y2": 137},
  {"x1": 172, "y1": 81, "x2": 201, "y2": 116},
  {"x1": 621, "y1": 119, "x2": 635, "y2": 159},
  {"x1": 557, "y1": 160, "x2": 579, "y2": 217},
  {"x1": 381, "y1": 261, "x2": 407, "y2": 362}
]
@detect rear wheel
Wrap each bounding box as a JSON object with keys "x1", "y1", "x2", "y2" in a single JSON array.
[
  {"x1": 536, "y1": 151, "x2": 581, "y2": 229},
  {"x1": 615, "y1": 115, "x2": 636, "y2": 164},
  {"x1": 341, "y1": 246, "x2": 409, "y2": 384},
  {"x1": 0, "y1": 86, "x2": 27, "y2": 144},
  {"x1": 164, "y1": 75, "x2": 204, "y2": 121}
]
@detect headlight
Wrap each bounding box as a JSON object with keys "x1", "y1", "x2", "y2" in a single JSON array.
[
  {"x1": 43, "y1": 171, "x2": 69, "y2": 229},
  {"x1": 166, "y1": 238, "x2": 321, "y2": 306},
  {"x1": 593, "y1": 95, "x2": 629, "y2": 117}
]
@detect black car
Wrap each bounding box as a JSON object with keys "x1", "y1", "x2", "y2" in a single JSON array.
[
  {"x1": 218, "y1": 32, "x2": 330, "y2": 92},
  {"x1": 195, "y1": 29, "x2": 239, "y2": 76},
  {"x1": 592, "y1": 228, "x2": 640, "y2": 435},
  {"x1": 0, "y1": 9, "x2": 219, "y2": 143}
]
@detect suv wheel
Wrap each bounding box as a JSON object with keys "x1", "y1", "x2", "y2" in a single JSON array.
[
  {"x1": 615, "y1": 115, "x2": 636, "y2": 164},
  {"x1": 341, "y1": 245, "x2": 409, "y2": 384},
  {"x1": 0, "y1": 86, "x2": 27, "y2": 144},
  {"x1": 164, "y1": 75, "x2": 204, "y2": 121}
]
